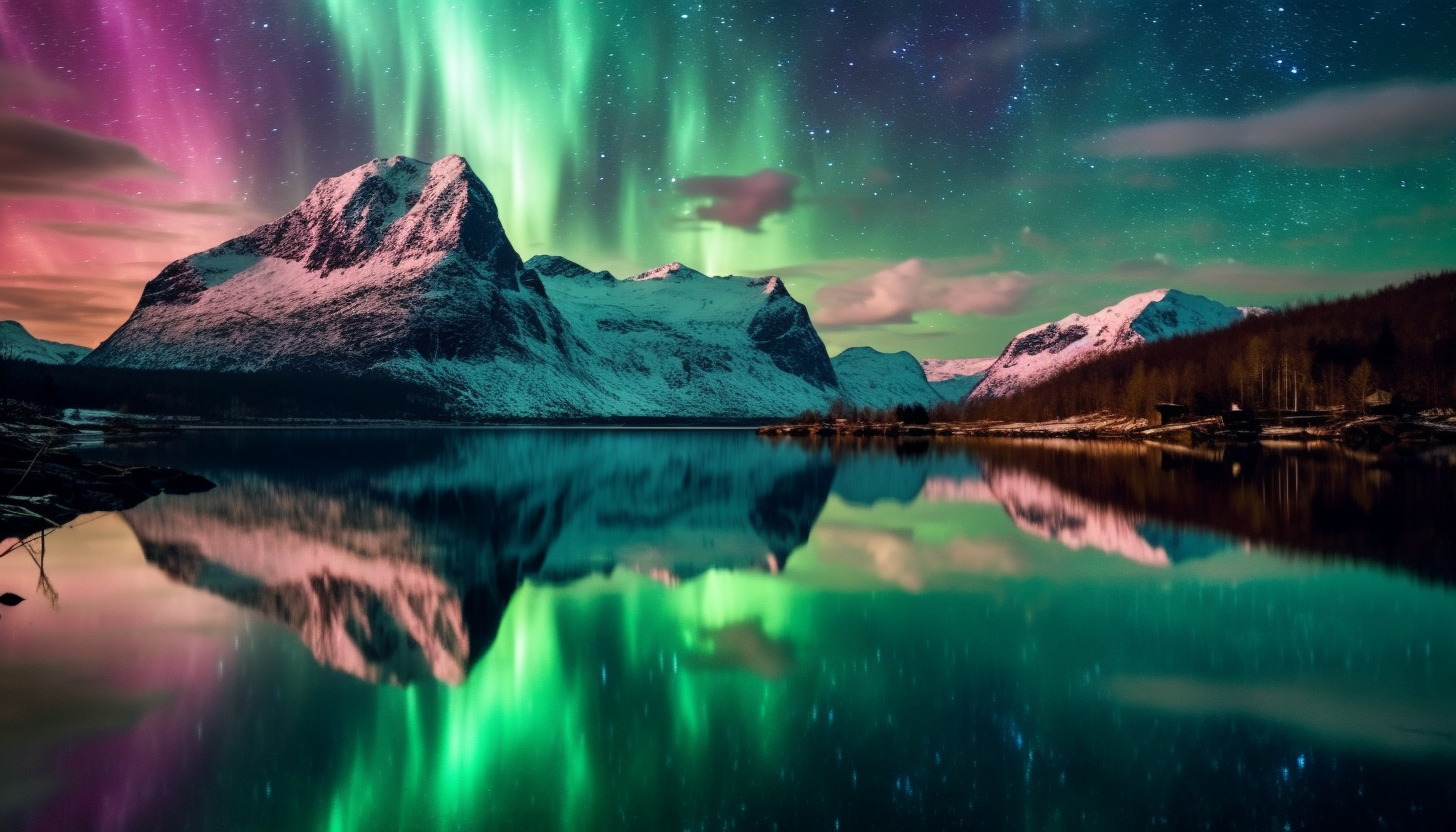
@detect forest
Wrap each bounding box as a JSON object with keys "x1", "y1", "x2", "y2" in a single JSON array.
[{"x1": 953, "y1": 270, "x2": 1456, "y2": 422}]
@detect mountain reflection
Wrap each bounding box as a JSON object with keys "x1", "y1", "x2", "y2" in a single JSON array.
[
  {"x1": 121, "y1": 430, "x2": 835, "y2": 685},
  {"x1": 109, "y1": 431, "x2": 1456, "y2": 684}
]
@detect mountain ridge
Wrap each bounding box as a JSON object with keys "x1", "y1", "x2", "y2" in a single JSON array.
[
  {"x1": 969, "y1": 288, "x2": 1257, "y2": 400},
  {"x1": 0, "y1": 320, "x2": 90, "y2": 365},
  {"x1": 83, "y1": 155, "x2": 839, "y2": 419}
]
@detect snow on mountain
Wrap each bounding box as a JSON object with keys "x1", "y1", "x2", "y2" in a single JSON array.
[
  {"x1": 969, "y1": 289, "x2": 1255, "y2": 400},
  {"x1": 525, "y1": 255, "x2": 838, "y2": 417},
  {"x1": 85, "y1": 155, "x2": 838, "y2": 419},
  {"x1": 920, "y1": 357, "x2": 995, "y2": 382},
  {"x1": 920, "y1": 357, "x2": 995, "y2": 401},
  {"x1": 0, "y1": 320, "x2": 89, "y2": 364},
  {"x1": 830, "y1": 346, "x2": 941, "y2": 410}
]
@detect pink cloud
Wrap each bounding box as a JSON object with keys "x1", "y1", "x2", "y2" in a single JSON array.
[
  {"x1": 813, "y1": 258, "x2": 1030, "y2": 327},
  {"x1": 677, "y1": 170, "x2": 800, "y2": 230},
  {"x1": 1083, "y1": 82, "x2": 1456, "y2": 165}
]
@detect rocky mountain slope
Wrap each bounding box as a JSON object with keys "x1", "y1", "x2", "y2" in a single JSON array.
[
  {"x1": 969, "y1": 289, "x2": 1257, "y2": 400},
  {"x1": 0, "y1": 321, "x2": 89, "y2": 364},
  {"x1": 85, "y1": 155, "x2": 838, "y2": 419}
]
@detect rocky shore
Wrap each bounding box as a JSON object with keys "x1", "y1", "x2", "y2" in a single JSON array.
[
  {"x1": 1, "y1": 405, "x2": 214, "y2": 546},
  {"x1": 757, "y1": 409, "x2": 1456, "y2": 451}
]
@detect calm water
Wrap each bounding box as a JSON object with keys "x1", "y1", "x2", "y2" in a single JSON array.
[{"x1": 2, "y1": 430, "x2": 1455, "y2": 830}]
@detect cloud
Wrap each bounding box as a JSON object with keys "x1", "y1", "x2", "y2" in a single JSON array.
[
  {"x1": 0, "y1": 276, "x2": 143, "y2": 347},
  {"x1": 0, "y1": 112, "x2": 170, "y2": 191},
  {"x1": 1083, "y1": 82, "x2": 1456, "y2": 165},
  {"x1": 677, "y1": 170, "x2": 800, "y2": 230},
  {"x1": 36, "y1": 222, "x2": 183, "y2": 243},
  {"x1": 1019, "y1": 225, "x2": 1059, "y2": 251},
  {"x1": 1373, "y1": 203, "x2": 1456, "y2": 228},
  {"x1": 1172, "y1": 261, "x2": 1414, "y2": 295},
  {"x1": 813, "y1": 258, "x2": 1030, "y2": 327}
]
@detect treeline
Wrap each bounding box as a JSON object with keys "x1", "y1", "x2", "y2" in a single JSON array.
[
  {"x1": 0, "y1": 359, "x2": 451, "y2": 421},
  {"x1": 792, "y1": 402, "x2": 934, "y2": 425},
  {"x1": 960, "y1": 270, "x2": 1456, "y2": 422}
]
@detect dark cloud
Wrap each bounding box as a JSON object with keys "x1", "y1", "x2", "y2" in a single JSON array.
[
  {"x1": 0, "y1": 112, "x2": 170, "y2": 189},
  {"x1": 147, "y1": 199, "x2": 254, "y2": 216},
  {"x1": 36, "y1": 222, "x2": 183, "y2": 243},
  {"x1": 677, "y1": 170, "x2": 800, "y2": 231},
  {"x1": 813, "y1": 258, "x2": 1029, "y2": 327},
  {"x1": 1083, "y1": 82, "x2": 1456, "y2": 165},
  {"x1": 0, "y1": 173, "x2": 252, "y2": 218}
]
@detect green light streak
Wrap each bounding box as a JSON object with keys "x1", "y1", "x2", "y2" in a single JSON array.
[
  {"x1": 316, "y1": 0, "x2": 858, "y2": 275},
  {"x1": 314, "y1": 571, "x2": 803, "y2": 831}
]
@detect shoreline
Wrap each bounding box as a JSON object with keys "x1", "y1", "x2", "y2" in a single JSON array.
[{"x1": 756, "y1": 409, "x2": 1456, "y2": 451}]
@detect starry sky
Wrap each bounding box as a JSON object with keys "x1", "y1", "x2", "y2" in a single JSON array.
[{"x1": 1, "y1": 1, "x2": 1454, "y2": 357}]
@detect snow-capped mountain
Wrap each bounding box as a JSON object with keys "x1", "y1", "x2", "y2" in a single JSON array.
[
  {"x1": 969, "y1": 289, "x2": 1256, "y2": 400},
  {"x1": 0, "y1": 320, "x2": 89, "y2": 364},
  {"x1": 527, "y1": 255, "x2": 838, "y2": 416},
  {"x1": 831, "y1": 346, "x2": 942, "y2": 410},
  {"x1": 920, "y1": 357, "x2": 995, "y2": 382},
  {"x1": 85, "y1": 155, "x2": 838, "y2": 418},
  {"x1": 919, "y1": 357, "x2": 995, "y2": 401}
]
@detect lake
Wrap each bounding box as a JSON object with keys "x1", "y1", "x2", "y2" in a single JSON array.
[{"x1": 2, "y1": 429, "x2": 1454, "y2": 830}]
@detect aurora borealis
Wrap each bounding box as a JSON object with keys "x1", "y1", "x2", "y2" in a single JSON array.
[{"x1": 2, "y1": 1, "x2": 1455, "y2": 356}]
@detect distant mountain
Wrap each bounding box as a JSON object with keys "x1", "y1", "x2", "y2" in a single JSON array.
[
  {"x1": 85, "y1": 155, "x2": 838, "y2": 419},
  {"x1": 831, "y1": 346, "x2": 941, "y2": 410},
  {"x1": 969, "y1": 289, "x2": 1257, "y2": 400},
  {"x1": 0, "y1": 320, "x2": 89, "y2": 365},
  {"x1": 920, "y1": 357, "x2": 995, "y2": 401},
  {"x1": 920, "y1": 357, "x2": 995, "y2": 382}
]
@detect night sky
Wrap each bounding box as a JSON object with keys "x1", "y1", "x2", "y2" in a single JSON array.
[{"x1": 2, "y1": 1, "x2": 1454, "y2": 357}]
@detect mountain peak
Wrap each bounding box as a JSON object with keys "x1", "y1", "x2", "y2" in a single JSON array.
[
  {"x1": 252, "y1": 152, "x2": 514, "y2": 277},
  {"x1": 86, "y1": 155, "x2": 842, "y2": 418},
  {"x1": 969, "y1": 288, "x2": 1251, "y2": 400}
]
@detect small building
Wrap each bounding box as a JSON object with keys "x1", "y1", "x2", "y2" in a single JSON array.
[
  {"x1": 1364, "y1": 390, "x2": 1393, "y2": 407},
  {"x1": 1153, "y1": 402, "x2": 1189, "y2": 426}
]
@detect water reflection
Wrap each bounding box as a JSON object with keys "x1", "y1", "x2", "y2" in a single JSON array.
[
  {"x1": 99, "y1": 431, "x2": 1456, "y2": 685},
  {"x1": 2, "y1": 430, "x2": 1454, "y2": 831},
  {"x1": 119, "y1": 430, "x2": 832, "y2": 684}
]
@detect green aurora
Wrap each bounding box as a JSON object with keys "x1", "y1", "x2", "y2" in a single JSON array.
[{"x1": 314, "y1": 0, "x2": 1456, "y2": 357}]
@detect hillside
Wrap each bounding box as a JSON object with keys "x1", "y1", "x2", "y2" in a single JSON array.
[
  {"x1": 961, "y1": 271, "x2": 1456, "y2": 421},
  {"x1": 969, "y1": 289, "x2": 1257, "y2": 400},
  {"x1": 831, "y1": 346, "x2": 941, "y2": 410},
  {"x1": 0, "y1": 321, "x2": 89, "y2": 365}
]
